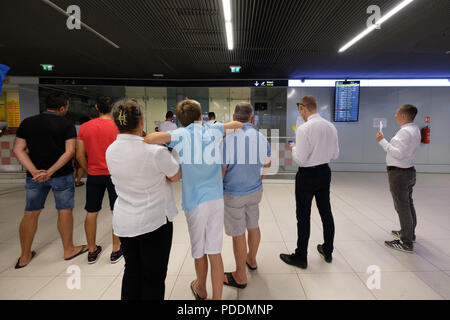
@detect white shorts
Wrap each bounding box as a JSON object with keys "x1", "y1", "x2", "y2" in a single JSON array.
[{"x1": 185, "y1": 199, "x2": 224, "y2": 259}]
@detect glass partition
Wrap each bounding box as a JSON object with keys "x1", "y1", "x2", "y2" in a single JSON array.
[{"x1": 9, "y1": 85, "x2": 294, "y2": 175}]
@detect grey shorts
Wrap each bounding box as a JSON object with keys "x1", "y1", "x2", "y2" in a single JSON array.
[{"x1": 224, "y1": 189, "x2": 263, "y2": 237}]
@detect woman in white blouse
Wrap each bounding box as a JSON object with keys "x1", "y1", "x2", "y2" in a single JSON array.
[{"x1": 106, "y1": 99, "x2": 181, "y2": 300}]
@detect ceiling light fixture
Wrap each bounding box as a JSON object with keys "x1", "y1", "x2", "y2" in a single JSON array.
[
  {"x1": 339, "y1": 0, "x2": 415, "y2": 53},
  {"x1": 222, "y1": 0, "x2": 234, "y2": 50},
  {"x1": 41, "y1": 0, "x2": 120, "y2": 49}
]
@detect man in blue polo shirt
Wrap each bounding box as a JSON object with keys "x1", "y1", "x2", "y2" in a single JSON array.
[
  {"x1": 221, "y1": 102, "x2": 271, "y2": 289},
  {"x1": 144, "y1": 99, "x2": 243, "y2": 300}
]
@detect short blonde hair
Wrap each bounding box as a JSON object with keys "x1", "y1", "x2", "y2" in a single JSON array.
[
  {"x1": 176, "y1": 99, "x2": 202, "y2": 127},
  {"x1": 300, "y1": 96, "x2": 317, "y2": 111}
]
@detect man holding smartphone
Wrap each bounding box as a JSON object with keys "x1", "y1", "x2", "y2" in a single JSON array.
[{"x1": 280, "y1": 96, "x2": 339, "y2": 269}]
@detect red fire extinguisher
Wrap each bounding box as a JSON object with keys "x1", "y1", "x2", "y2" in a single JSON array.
[{"x1": 421, "y1": 126, "x2": 430, "y2": 144}]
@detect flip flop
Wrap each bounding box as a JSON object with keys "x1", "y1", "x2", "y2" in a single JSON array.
[
  {"x1": 246, "y1": 262, "x2": 258, "y2": 271},
  {"x1": 64, "y1": 245, "x2": 88, "y2": 261},
  {"x1": 75, "y1": 182, "x2": 85, "y2": 187},
  {"x1": 15, "y1": 251, "x2": 36, "y2": 269},
  {"x1": 224, "y1": 272, "x2": 247, "y2": 289},
  {"x1": 190, "y1": 280, "x2": 206, "y2": 300}
]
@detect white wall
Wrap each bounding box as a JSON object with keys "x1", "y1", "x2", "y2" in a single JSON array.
[{"x1": 287, "y1": 87, "x2": 450, "y2": 173}]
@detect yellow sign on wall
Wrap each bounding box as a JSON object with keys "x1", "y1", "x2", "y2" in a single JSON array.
[
  {"x1": 6, "y1": 90, "x2": 21, "y2": 128},
  {"x1": 0, "y1": 92, "x2": 6, "y2": 122}
]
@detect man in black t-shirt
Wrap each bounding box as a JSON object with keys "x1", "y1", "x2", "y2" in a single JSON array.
[{"x1": 13, "y1": 93, "x2": 88, "y2": 269}]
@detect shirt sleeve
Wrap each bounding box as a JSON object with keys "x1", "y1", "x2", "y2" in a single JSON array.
[
  {"x1": 15, "y1": 120, "x2": 27, "y2": 139},
  {"x1": 210, "y1": 123, "x2": 225, "y2": 136},
  {"x1": 379, "y1": 129, "x2": 411, "y2": 160},
  {"x1": 154, "y1": 147, "x2": 180, "y2": 178},
  {"x1": 66, "y1": 123, "x2": 77, "y2": 141},
  {"x1": 77, "y1": 124, "x2": 84, "y2": 140},
  {"x1": 332, "y1": 126, "x2": 340, "y2": 160},
  {"x1": 292, "y1": 127, "x2": 311, "y2": 166},
  {"x1": 167, "y1": 128, "x2": 182, "y2": 148}
]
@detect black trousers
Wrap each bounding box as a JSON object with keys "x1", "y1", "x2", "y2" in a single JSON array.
[
  {"x1": 119, "y1": 221, "x2": 173, "y2": 300},
  {"x1": 295, "y1": 164, "x2": 335, "y2": 259}
]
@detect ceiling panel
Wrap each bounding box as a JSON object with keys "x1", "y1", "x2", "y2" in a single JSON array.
[{"x1": 0, "y1": 0, "x2": 449, "y2": 79}]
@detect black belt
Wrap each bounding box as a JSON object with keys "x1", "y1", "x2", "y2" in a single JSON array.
[
  {"x1": 387, "y1": 166, "x2": 415, "y2": 172},
  {"x1": 299, "y1": 163, "x2": 329, "y2": 170}
]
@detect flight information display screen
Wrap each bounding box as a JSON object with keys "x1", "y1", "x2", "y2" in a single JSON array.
[{"x1": 334, "y1": 81, "x2": 360, "y2": 122}]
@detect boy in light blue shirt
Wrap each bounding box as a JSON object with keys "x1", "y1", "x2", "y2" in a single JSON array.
[
  {"x1": 221, "y1": 102, "x2": 271, "y2": 289},
  {"x1": 144, "y1": 99, "x2": 243, "y2": 300}
]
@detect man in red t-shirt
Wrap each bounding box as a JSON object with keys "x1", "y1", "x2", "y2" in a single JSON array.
[{"x1": 77, "y1": 96, "x2": 122, "y2": 264}]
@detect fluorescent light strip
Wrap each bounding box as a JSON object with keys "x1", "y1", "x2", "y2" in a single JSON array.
[
  {"x1": 41, "y1": 0, "x2": 120, "y2": 49},
  {"x1": 222, "y1": 0, "x2": 232, "y2": 22},
  {"x1": 222, "y1": 0, "x2": 234, "y2": 50},
  {"x1": 339, "y1": 0, "x2": 414, "y2": 53},
  {"x1": 288, "y1": 79, "x2": 450, "y2": 87},
  {"x1": 225, "y1": 22, "x2": 234, "y2": 50}
]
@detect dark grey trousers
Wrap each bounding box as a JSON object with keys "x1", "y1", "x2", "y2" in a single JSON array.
[{"x1": 388, "y1": 169, "x2": 417, "y2": 246}]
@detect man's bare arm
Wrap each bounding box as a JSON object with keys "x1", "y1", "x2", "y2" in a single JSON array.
[
  {"x1": 44, "y1": 139, "x2": 76, "y2": 180},
  {"x1": 223, "y1": 121, "x2": 244, "y2": 135},
  {"x1": 144, "y1": 132, "x2": 172, "y2": 145},
  {"x1": 76, "y1": 140, "x2": 88, "y2": 172},
  {"x1": 167, "y1": 168, "x2": 182, "y2": 182},
  {"x1": 13, "y1": 137, "x2": 44, "y2": 179}
]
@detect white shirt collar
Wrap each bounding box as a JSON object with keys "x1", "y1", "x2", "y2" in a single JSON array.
[
  {"x1": 307, "y1": 113, "x2": 321, "y2": 121},
  {"x1": 401, "y1": 122, "x2": 415, "y2": 129},
  {"x1": 116, "y1": 134, "x2": 144, "y2": 141}
]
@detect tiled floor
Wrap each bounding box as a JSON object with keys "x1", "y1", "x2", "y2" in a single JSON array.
[{"x1": 1, "y1": 172, "x2": 450, "y2": 300}]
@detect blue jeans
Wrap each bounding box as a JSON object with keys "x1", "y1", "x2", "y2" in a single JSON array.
[{"x1": 25, "y1": 174, "x2": 75, "y2": 211}]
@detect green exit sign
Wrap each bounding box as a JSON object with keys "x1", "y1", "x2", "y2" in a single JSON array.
[
  {"x1": 230, "y1": 66, "x2": 241, "y2": 73},
  {"x1": 41, "y1": 64, "x2": 54, "y2": 71}
]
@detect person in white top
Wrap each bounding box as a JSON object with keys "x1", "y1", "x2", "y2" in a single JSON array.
[
  {"x1": 280, "y1": 96, "x2": 339, "y2": 269},
  {"x1": 376, "y1": 104, "x2": 421, "y2": 253},
  {"x1": 106, "y1": 99, "x2": 181, "y2": 300},
  {"x1": 158, "y1": 111, "x2": 178, "y2": 132},
  {"x1": 206, "y1": 112, "x2": 219, "y2": 127}
]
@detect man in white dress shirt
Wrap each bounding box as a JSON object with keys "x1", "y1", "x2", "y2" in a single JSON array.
[
  {"x1": 280, "y1": 96, "x2": 339, "y2": 269},
  {"x1": 158, "y1": 111, "x2": 178, "y2": 132},
  {"x1": 376, "y1": 104, "x2": 421, "y2": 253}
]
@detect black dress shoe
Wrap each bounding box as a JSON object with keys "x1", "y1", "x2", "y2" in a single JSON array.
[
  {"x1": 279, "y1": 253, "x2": 307, "y2": 269},
  {"x1": 317, "y1": 245, "x2": 332, "y2": 263}
]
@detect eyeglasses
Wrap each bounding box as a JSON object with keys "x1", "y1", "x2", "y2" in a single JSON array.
[{"x1": 296, "y1": 103, "x2": 305, "y2": 108}]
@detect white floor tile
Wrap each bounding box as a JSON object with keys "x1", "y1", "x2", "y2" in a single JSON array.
[
  {"x1": 335, "y1": 240, "x2": 408, "y2": 272},
  {"x1": 239, "y1": 274, "x2": 307, "y2": 300},
  {"x1": 0, "y1": 276, "x2": 54, "y2": 300},
  {"x1": 31, "y1": 275, "x2": 116, "y2": 300},
  {"x1": 414, "y1": 271, "x2": 450, "y2": 300},
  {"x1": 356, "y1": 272, "x2": 443, "y2": 300},
  {"x1": 299, "y1": 273, "x2": 375, "y2": 300}
]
